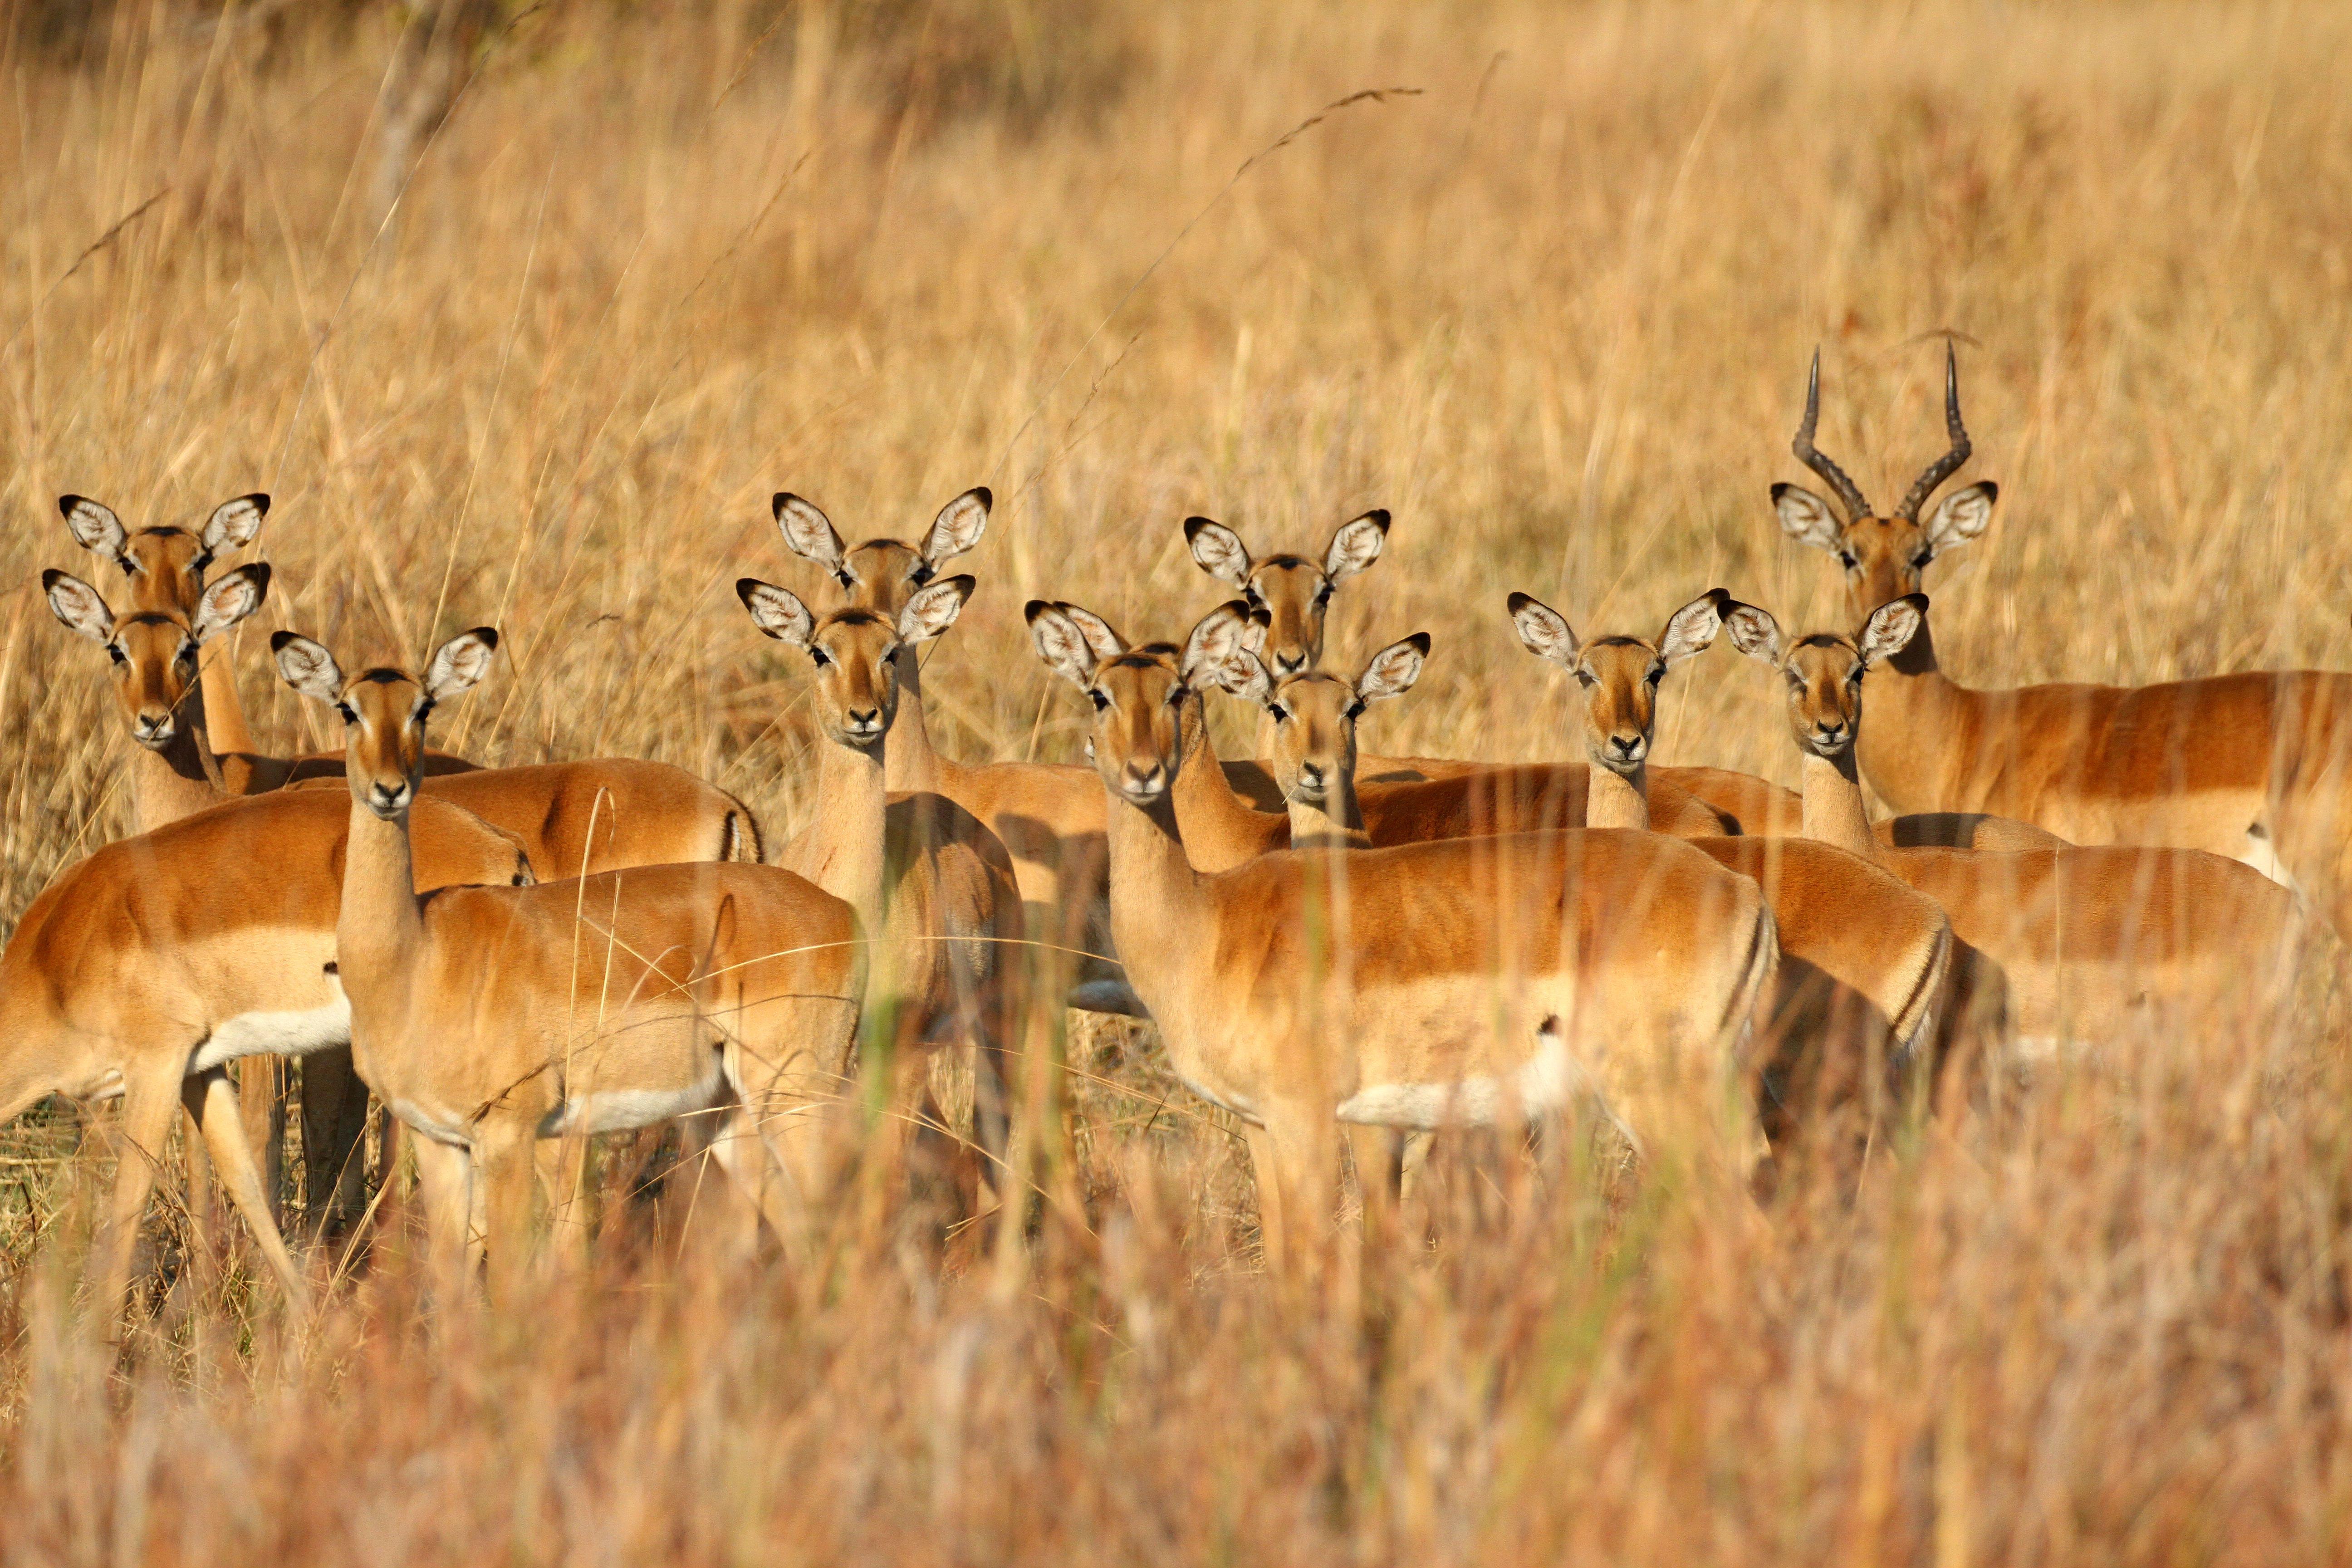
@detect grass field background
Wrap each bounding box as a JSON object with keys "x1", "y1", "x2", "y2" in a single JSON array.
[{"x1": 3, "y1": 1, "x2": 2351, "y2": 1560}]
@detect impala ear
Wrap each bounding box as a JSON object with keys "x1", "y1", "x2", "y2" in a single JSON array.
[
  {"x1": 423, "y1": 627, "x2": 500, "y2": 701},
  {"x1": 922, "y1": 487, "x2": 991, "y2": 567},
  {"x1": 200, "y1": 493, "x2": 269, "y2": 558},
  {"x1": 271, "y1": 631, "x2": 345, "y2": 703},
  {"x1": 1858, "y1": 594, "x2": 1927, "y2": 667},
  {"x1": 1720, "y1": 598, "x2": 1784, "y2": 665},
  {"x1": 1183, "y1": 517, "x2": 1252, "y2": 589},
  {"x1": 1181, "y1": 600, "x2": 1250, "y2": 683},
  {"x1": 737, "y1": 578, "x2": 814, "y2": 648},
  {"x1": 1058, "y1": 602, "x2": 1127, "y2": 663},
  {"x1": 1355, "y1": 632, "x2": 1428, "y2": 703},
  {"x1": 1218, "y1": 649, "x2": 1274, "y2": 706},
  {"x1": 1922, "y1": 481, "x2": 1997, "y2": 557},
  {"x1": 1507, "y1": 591, "x2": 1578, "y2": 664},
  {"x1": 190, "y1": 563, "x2": 271, "y2": 643},
  {"x1": 774, "y1": 493, "x2": 852, "y2": 581},
  {"x1": 42, "y1": 568, "x2": 116, "y2": 644},
  {"x1": 59, "y1": 495, "x2": 127, "y2": 559},
  {"x1": 1772, "y1": 483, "x2": 1846, "y2": 553},
  {"x1": 1323, "y1": 509, "x2": 1390, "y2": 584},
  {"x1": 899, "y1": 575, "x2": 974, "y2": 644},
  {"x1": 1025, "y1": 601, "x2": 1098, "y2": 690},
  {"x1": 1658, "y1": 589, "x2": 1730, "y2": 666}
]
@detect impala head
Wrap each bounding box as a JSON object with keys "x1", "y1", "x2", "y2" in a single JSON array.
[
  {"x1": 1773, "y1": 348, "x2": 1997, "y2": 613},
  {"x1": 736, "y1": 573, "x2": 975, "y2": 748},
  {"x1": 44, "y1": 563, "x2": 271, "y2": 748},
  {"x1": 1508, "y1": 588, "x2": 1727, "y2": 777},
  {"x1": 1720, "y1": 593, "x2": 1927, "y2": 760},
  {"x1": 1028, "y1": 599, "x2": 1189, "y2": 805},
  {"x1": 273, "y1": 627, "x2": 499, "y2": 817},
  {"x1": 1213, "y1": 622, "x2": 1429, "y2": 808},
  {"x1": 1182, "y1": 509, "x2": 1389, "y2": 678},
  {"x1": 59, "y1": 492, "x2": 269, "y2": 616},
  {"x1": 771, "y1": 488, "x2": 990, "y2": 618}
]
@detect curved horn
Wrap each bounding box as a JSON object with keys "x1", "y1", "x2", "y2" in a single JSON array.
[
  {"x1": 1894, "y1": 343, "x2": 1972, "y2": 522},
  {"x1": 1791, "y1": 348, "x2": 1875, "y2": 524}
]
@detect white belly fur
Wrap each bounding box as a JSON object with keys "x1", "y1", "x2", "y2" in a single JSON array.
[
  {"x1": 190, "y1": 995, "x2": 353, "y2": 1071},
  {"x1": 539, "y1": 1079, "x2": 726, "y2": 1138},
  {"x1": 1336, "y1": 1020, "x2": 1579, "y2": 1132}
]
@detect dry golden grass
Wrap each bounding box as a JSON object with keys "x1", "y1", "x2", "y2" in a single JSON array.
[{"x1": 4, "y1": 0, "x2": 2352, "y2": 1560}]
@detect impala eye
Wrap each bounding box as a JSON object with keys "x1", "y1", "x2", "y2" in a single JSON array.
[
  {"x1": 909, "y1": 562, "x2": 935, "y2": 586},
  {"x1": 833, "y1": 568, "x2": 856, "y2": 589},
  {"x1": 335, "y1": 701, "x2": 358, "y2": 723},
  {"x1": 1574, "y1": 670, "x2": 1597, "y2": 690},
  {"x1": 1268, "y1": 703, "x2": 1292, "y2": 724},
  {"x1": 1836, "y1": 550, "x2": 1859, "y2": 570},
  {"x1": 1910, "y1": 549, "x2": 1935, "y2": 569},
  {"x1": 1313, "y1": 584, "x2": 1334, "y2": 608},
  {"x1": 1088, "y1": 689, "x2": 1110, "y2": 711},
  {"x1": 107, "y1": 644, "x2": 128, "y2": 666},
  {"x1": 1644, "y1": 665, "x2": 1666, "y2": 687},
  {"x1": 808, "y1": 646, "x2": 832, "y2": 668},
  {"x1": 414, "y1": 698, "x2": 436, "y2": 724},
  {"x1": 1342, "y1": 699, "x2": 1366, "y2": 721}
]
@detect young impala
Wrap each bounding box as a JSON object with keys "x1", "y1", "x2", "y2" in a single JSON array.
[
  {"x1": 44, "y1": 559, "x2": 760, "y2": 1228},
  {"x1": 735, "y1": 573, "x2": 1025, "y2": 1207},
  {"x1": 1499, "y1": 588, "x2": 1966, "y2": 1137},
  {"x1": 1182, "y1": 510, "x2": 1808, "y2": 833},
  {"x1": 0, "y1": 789, "x2": 534, "y2": 1320},
  {"x1": 1724, "y1": 594, "x2": 2306, "y2": 1053},
  {"x1": 1772, "y1": 348, "x2": 2350, "y2": 890},
  {"x1": 272, "y1": 627, "x2": 865, "y2": 1293},
  {"x1": 1025, "y1": 600, "x2": 1778, "y2": 1271}
]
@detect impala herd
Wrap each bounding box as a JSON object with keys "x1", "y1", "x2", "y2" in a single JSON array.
[{"x1": 2, "y1": 350, "x2": 2335, "y2": 1318}]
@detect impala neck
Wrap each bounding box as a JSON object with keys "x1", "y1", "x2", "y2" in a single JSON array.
[
  {"x1": 129, "y1": 686, "x2": 231, "y2": 831},
  {"x1": 791, "y1": 732, "x2": 891, "y2": 934},
  {"x1": 338, "y1": 794, "x2": 427, "y2": 1056},
  {"x1": 197, "y1": 638, "x2": 257, "y2": 756},
  {"x1": 1849, "y1": 601, "x2": 1965, "y2": 816},
  {"x1": 1100, "y1": 772, "x2": 1210, "y2": 1014},
  {"x1": 883, "y1": 645, "x2": 946, "y2": 794},
  {"x1": 1800, "y1": 748, "x2": 1880, "y2": 859},
  {"x1": 1584, "y1": 762, "x2": 1651, "y2": 831},
  {"x1": 1172, "y1": 698, "x2": 1285, "y2": 868}
]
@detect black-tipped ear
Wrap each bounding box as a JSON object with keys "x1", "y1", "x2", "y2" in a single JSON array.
[
  {"x1": 1857, "y1": 594, "x2": 1928, "y2": 668},
  {"x1": 1507, "y1": 591, "x2": 1578, "y2": 664},
  {"x1": 738, "y1": 578, "x2": 815, "y2": 647},
  {"x1": 1183, "y1": 517, "x2": 1252, "y2": 589},
  {"x1": 43, "y1": 568, "x2": 115, "y2": 644}
]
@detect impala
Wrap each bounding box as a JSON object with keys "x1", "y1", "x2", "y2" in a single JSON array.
[
  {"x1": 272, "y1": 628, "x2": 865, "y2": 1291},
  {"x1": 60, "y1": 492, "x2": 271, "y2": 757},
  {"x1": 1724, "y1": 594, "x2": 2306, "y2": 1051},
  {"x1": 1183, "y1": 511, "x2": 1808, "y2": 834},
  {"x1": 1024, "y1": 600, "x2": 1778, "y2": 1270},
  {"x1": 769, "y1": 487, "x2": 1140, "y2": 1013},
  {"x1": 735, "y1": 573, "x2": 1025, "y2": 1202},
  {"x1": 0, "y1": 789, "x2": 534, "y2": 1319},
  {"x1": 1500, "y1": 588, "x2": 1967, "y2": 1139},
  {"x1": 1772, "y1": 348, "x2": 2344, "y2": 881},
  {"x1": 44, "y1": 561, "x2": 761, "y2": 1227}
]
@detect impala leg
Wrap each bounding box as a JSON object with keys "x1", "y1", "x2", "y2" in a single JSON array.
[
  {"x1": 90, "y1": 1069, "x2": 183, "y2": 1327},
  {"x1": 476, "y1": 1122, "x2": 539, "y2": 1304},
  {"x1": 408, "y1": 1135, "x2": 475, "y2": 1301},
  {"x1": 235, "y1": 1054, "x2": 284, "y2": 1226},
  {"x1": 1242, "y1": 1112, "x2": 1337, "y2": 1286},
  {"x1": 300, "y1": 1049, "x2": 372, "y2": 1238},
  {"x1": 182, "y1": 1068, "x2": 314, "y2": 1318},
  {"x1": 534, "y1": 1136, "x2": 593, "y2": 1273},
  {"x1": 1346, "y1": 1123, "x2": 1401, "y2": 1252}
]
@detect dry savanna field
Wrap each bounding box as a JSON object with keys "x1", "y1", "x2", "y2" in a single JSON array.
[{"x1": 4, "y1": 0, "x2": 2352, "y2": 1561}]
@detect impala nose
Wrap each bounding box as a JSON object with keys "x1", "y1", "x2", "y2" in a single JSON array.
[
  {"x1": 844, "y1": 707, "x2": 883, "y2": 739},
  {"x1": 1120, "y1": 760, "x2": 1167, "y2": 801},
  {"x1": 1606, "y1": 733, "x2": 1647, "y2": 766},
  {"x1": 368, "y1": 780, "x2": 412, "y2": 814},
  {"x1": 1269, "y1": 646, "x2": 1309, "y2": 677},
  {"x1": 132, "y1": 710, "x2": 176, "y2": 746},
  {"x1": 1295, "y1": 761, "x2": 1327, "y2": 797},
  {"x1": 1811, "y1": 721, "x2": 1852, "y2": 751}
]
